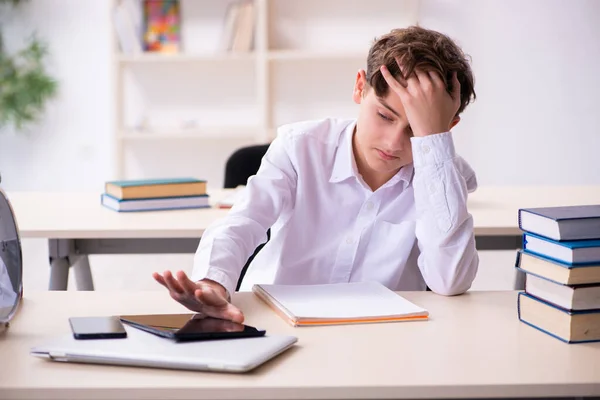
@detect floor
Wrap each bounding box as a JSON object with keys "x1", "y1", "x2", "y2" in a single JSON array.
[{"x1": 21, "y1": 239, "x2": 519, "y2": 292}]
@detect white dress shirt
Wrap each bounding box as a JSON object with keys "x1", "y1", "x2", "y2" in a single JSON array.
[{"x1": 192, "y1": 118, "x2": 479, "y2": 296}]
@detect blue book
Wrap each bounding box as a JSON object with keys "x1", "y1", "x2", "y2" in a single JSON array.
[
  {"x1": 521, "y1": 270, "x2": 600, "y2": 311},
  {"x1": 515, "y1": 250, "x2": 600, "y2": 286},
  {"x1": 523, "y1": 233, "x2": 600, "y2": 265},
  {"x1": 101, "y1": 193, "x2": 210, "y2": 212},
  {"x1": 105, "y1": 178, "x2": 207, "y2": 200},
  {"x1": 518, "y1": 292, "x2": 600, "y2": 343},
  {"x1": 518, "y1": 204, "x2": 600, "y2": 241}
]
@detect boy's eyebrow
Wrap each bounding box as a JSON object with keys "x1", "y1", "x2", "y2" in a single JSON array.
[{"x1": 378, "y1": 99, "x2": 402, "y2": 118}]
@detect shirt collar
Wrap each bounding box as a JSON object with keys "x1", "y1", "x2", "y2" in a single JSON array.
[
  {"x1": 329, "y1": 120, "x2": 358, "y2": 183},
  {"x1": 329, "y1": 120, "x2": 414, "y2": 187}
]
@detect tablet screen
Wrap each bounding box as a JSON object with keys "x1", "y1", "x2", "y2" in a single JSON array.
[{"x1": 120, "y1": 313, "x2": 265, "y2": 340}]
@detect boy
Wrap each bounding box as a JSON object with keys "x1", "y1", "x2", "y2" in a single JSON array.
[{"x1": 154, "y1": 26, "x2": 478, "y2": 323}]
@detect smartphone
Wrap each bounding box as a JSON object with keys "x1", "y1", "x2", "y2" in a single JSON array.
[
  {"x1": 69, "y1": 316, "x2": 127, "y2": 340},
  {"x1": 120, "y1": 313, "x2": 266, "y2": 342}
]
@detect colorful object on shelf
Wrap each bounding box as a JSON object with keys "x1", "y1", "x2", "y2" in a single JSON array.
[{"x1": 143, "y1": 0, "x2": 181, "y2": 53}]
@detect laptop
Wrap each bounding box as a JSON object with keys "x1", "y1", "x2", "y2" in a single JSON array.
[{"x1": 31, "y1": 324, "x2": 298, "y2": 373}]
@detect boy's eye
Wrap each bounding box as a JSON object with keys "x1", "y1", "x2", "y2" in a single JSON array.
[{"x1": 378, "y1": 112, "x2": 393, "y2": 122}]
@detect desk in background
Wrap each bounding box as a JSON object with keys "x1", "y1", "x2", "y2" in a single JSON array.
[
  {"x1": 1, "y1": 290, "x2": 599, "y2": 399},
  {"x1": 9, "y1": 185, "x2": 600, "y2": 291}
]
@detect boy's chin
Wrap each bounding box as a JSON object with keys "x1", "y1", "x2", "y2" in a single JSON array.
[{"x1": 367, "y1": 157, "x2": 407, "y2": 173}]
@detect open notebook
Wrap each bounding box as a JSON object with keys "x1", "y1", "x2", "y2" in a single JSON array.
[{"x1": 252, "y1": 281, "x2": 429, "y2": 326}]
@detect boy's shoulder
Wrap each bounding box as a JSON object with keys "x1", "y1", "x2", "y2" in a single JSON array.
[{"x1": 276, "y1": 117, "x2": 355, "y2": 145}]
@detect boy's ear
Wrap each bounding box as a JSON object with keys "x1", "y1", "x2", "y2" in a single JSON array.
[
  {"x1": 450, "y1": 116, "x2": 461, "y2": 130},
  {"x1": 353, "y1": 69, "x2": 367, "y2": 104}
]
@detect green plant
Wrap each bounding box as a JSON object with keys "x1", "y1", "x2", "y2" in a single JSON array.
[{"x1": 0, "y1": 0, "x2": 57, "y2": 131}]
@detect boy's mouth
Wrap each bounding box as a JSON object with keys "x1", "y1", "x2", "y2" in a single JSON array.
[{"x1": 376, "y1": 149, "x2": 398, "y2": 161}]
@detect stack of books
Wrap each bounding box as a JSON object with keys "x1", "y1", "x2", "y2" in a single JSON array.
[
  {"x1": 516, "y1": 204, "x2": 600, "y2": 343},
  {"x1": 101, "y1": 177, "x2": 210, "y2": 212}
]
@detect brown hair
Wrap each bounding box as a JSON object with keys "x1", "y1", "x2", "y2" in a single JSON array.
[{"x1": 366, "y1": 25, "x2": 476, "y2": 116}]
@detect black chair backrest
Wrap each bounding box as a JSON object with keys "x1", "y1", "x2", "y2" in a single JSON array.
[{"x1": 224, "y1": 144, "x2": 270, "y2": 189}]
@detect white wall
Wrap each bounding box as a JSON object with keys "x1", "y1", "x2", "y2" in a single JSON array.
[
  {"x1": 419, "y1": 0, "x2": 600, "y2": 185},
  {"x1": 0, "y1": 1, "x2": 113, "y2": 191},
  {"x1": 2, "y1": 0, "x2": 599, "y2": 191}
]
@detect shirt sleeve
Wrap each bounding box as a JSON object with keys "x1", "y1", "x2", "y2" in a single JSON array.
[
  {"x1": 191, "y1": 130, "x2": 298, "y2": 296},
  {"x1": 410, "y1": 131, "x2": 479, "y2": 295}
]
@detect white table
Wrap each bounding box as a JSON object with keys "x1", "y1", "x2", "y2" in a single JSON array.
[
  {"x1": 8, "y1": 185, "x2": 600, "y2": 291},
  {"x1": 1, "y1": 290, "x2": 599, "y2": 399}
]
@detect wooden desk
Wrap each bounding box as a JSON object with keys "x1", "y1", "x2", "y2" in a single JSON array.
[
  {"x1": 1, "y1": 290, "x2": 599, "y2": 399},
  {"x1": 8, "y1": 185, "x2": 600, "y2": 290}
]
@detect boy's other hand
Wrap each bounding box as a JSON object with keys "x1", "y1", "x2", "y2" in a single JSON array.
[
  {"x1": 380, "y1": 61, "x2": 461, "y2": 138},
  {"x1": 152, "y1": 270, "x2": 244, "y2": 323}
]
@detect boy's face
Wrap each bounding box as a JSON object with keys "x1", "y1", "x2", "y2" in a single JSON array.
[{"x1": 352, "y1": 69, "x2": 414, "y2": 178}]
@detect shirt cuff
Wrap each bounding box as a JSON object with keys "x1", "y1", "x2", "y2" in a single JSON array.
[{"x1": 410, "y1": 131, "x2": 456, "y2": 168}]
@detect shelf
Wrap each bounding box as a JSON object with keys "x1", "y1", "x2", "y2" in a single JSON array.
[
  {"x1": 118, "y1": 127, "x2": 260, "y2": 141},
  {"x1": 118, "y1": 52, "x2": 256, "y2": 64},
  {"x1": 111, "y1": 0, "x2": 419, "y2": 181},
  {"x1": 267, "y1": 50, "x2": 366, "y2": 61}
]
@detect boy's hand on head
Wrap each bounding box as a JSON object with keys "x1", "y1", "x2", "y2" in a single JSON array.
[
  {"x1": 380, "y1": 61, "x2": 461, "y2": 138},
  {"x1": 152, "y1": 270, "x2": 244, "y2": 323}
]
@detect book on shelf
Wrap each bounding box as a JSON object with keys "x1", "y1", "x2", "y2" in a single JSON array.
[
  {"x1": 517, "y1": 291, "x2": 600, "y2": 343},
  {"x1": 143, "y1": 0, "x2": 181, "y2": 53},
  {"x1": 101, "y1": 193, "x2": 209, "y2": 212},
  {"x1": 113, "y1": 0, "x2": 143, "y2": 55},
  {"x1": 524, "y1": 273, "x2": 600, "y2": 311},
  {"x1": 523, "y1": 232, "x2": 600, "y2": 265},
  {"x1": 220, "y1": 0, "x2": 255, "y2": 52},
  {"x1": 105, "y1": 178, "x2": 207, "y2": 200},
  {"x1": 252, "y1": 281, "x2": 429, "y2": 327},
  {"x1": 518, "y1": 204, "x2": 600, "y2": 241},
  {"x1": 515, "y1": 250, "x2": 600, "y2": 286}
]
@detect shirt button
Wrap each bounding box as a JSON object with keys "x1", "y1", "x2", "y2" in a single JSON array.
[
  {"x1": 346, "y1": 237, "x2": 354, "y2": 244},
  {"x1": 421, "y1": 145, "x2": 430, "y2": 154},
  {"x1": 365, "y1": 201, "x2": 374, "y2": 210}
]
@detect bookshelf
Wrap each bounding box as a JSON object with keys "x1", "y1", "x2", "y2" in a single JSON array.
[{"x1": 111, "y1": 0, "x2": 419, "y2": 185}]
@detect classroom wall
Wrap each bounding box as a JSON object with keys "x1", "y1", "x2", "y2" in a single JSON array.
[
  {"x1": 0, "y1": 1, "x2": 113, "y2": 191},
  {"x1": 419, "y1": 0, "x2": 600, "y2": 185},
  {"x1": 1, "y1": 0, "x2": 599, "y2": 192}
]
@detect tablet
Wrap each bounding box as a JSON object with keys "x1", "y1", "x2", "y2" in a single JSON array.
[{"x1": 119, "y1": 313, "x2": 266, "y2": 341}]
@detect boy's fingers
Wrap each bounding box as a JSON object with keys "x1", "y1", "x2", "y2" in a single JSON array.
[
  {"x1": 380, "y1": 65, "x2": 408, "y2": 96},
  {"x1": 163, "y1": 270, "x2": 184, "y2": 294},
  {"x1": 428, "y1": 70, "x2": 445, "y2": 88},
  {"x1": 414, "y1": 69, "x2": 429, "y2": 85},
  {"x1": 152, "y1": 272, "x2": 168, "y2": 288},
  {"x1": 226, "y1": 304, "x2": 245, "y2": 323},
  {"x1": 176, "y1": 270, "x2": 198, "y2": 296}
]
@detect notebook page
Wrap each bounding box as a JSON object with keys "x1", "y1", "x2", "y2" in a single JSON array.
[{"x1": 256, "y1": 281, "x2": 427, "y2": 319}]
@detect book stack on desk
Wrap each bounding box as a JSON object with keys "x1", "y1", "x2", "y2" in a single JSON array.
[
  {"x1": 515, "y1": 204, "x2": 600, "y2": 343},
  {"x1": 101, "y1": 178, "x2": 210, "y2": 212}
]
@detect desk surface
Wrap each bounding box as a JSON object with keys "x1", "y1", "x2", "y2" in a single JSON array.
[
  {"x1": 8, "y1": 185, "x2": 600, "y2": 239},
  {"x1": 1, "y1": 290, "x2": 599, "y2": 399}
]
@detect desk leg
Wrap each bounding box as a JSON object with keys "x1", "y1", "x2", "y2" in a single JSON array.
[
  {"x1": 69, "y1": 255, "x2": 95, "y2": 291},
  {"x1": 49, "y1": 257, "x2": 70, "y2": 290},
  {"x1": 48, "y1": 239, "x2": 75, "y2": 291}
]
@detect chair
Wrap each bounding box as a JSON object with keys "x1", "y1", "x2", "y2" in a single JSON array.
[
  {"x1": 223, "y1": 144, "x2": 271, "y2": 291},
  {"x1": 223, "y1": 144, "x2": 270, "y2": 189}
]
